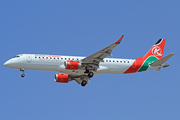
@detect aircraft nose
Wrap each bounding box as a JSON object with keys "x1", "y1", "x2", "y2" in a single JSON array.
[{"x1": 4, "y1": 60, "x2": 11, "y2": 67}]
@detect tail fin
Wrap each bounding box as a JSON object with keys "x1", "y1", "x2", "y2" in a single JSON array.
[
  {"x1": 124, "y1": 38, "x2": 174, "y2": 74},
  {"x1": 143, "y1": 39, "x2": 166, "y2": 60}
]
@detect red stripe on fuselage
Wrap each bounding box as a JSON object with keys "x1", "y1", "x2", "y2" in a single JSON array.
[{"x1": 124, "y1": 57, "x2": 144, "y2": 73}]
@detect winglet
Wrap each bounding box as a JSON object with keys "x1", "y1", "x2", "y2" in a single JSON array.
[{"x1": 115, "y1": 35, "x2": 124, "y2": 44}]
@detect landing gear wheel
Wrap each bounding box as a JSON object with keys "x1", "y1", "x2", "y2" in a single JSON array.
[
  {"x1": 84, "y1": 66, "x2": 90, "y2": 73},
  {"x1": 88, "y1": 72, "x2": 94, "y2": 78},
  {"x1": 81, "y1": 80, "x2": 87, "y2": 87},
  {"x1": 21, "y1": 74, "x2": 25, "y2": 77},
  {"x1": 20, "y1": 68, "x2": 25, "y2": 78}
]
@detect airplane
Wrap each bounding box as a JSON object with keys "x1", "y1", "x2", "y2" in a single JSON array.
[{"x1": 4, "y1": 35, "x2": 175, "y2": 87}]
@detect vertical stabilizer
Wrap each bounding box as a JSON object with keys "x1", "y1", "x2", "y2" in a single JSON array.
[
  {"x1": 143, "y1": 39, "x2": 166, "y2": 60},
  {"x1": 124, "y1": 38, "x2": 166, "y2": 73}
]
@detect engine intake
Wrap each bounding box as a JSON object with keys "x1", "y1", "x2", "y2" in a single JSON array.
[
  {"x1": 54, "y1": 73, "x2": 71, "y2": 83},
  {"x1": 64, "y1": 60, "x2": 81, "y2": 70}
]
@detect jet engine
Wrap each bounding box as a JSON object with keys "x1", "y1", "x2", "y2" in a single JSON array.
[
  {"x1": 64, "y1": 60, "x2": 81, "y2": 70},
  {"x1": 54, "y1": 73, "x2": 71, "y2": 83}
]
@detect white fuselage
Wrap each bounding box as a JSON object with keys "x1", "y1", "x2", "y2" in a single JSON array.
[
  {"x1": 4, "y1": 54, "x2": 135, "y2": 75},
  {"x1": 3, "y1": 38, "x2": 172, "y2": 86}
]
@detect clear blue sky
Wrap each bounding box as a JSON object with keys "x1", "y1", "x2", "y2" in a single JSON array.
[{"x1": 0, "y1": 1, "x2": 179, "y2": 120}]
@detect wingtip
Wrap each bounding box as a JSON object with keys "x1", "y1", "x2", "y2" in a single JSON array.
[
  {"x1": 115, "y1": 35, "x2": 124, "y2": 44},
  {"x1": 169, "y1": 53, "x2": 175, "y2": 57},
  {"x1": 120, "y1": 35, "x2": 124, "y2": 39}
]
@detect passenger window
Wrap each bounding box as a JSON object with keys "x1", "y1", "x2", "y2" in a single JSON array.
[
  {"x1": 106, "y1": 60, "x2": 108, "y2": 62},
  {"x1": 117, "y1": 61, "x2": 118, "y2": 62},
  {"x1": 61, "y1": 58, "x2": 63, "y2": 60},
  {"x1": 35, "y1": 57, "x2": 37, "y2": 58},
  {"x1": 109, "y1": 60, "x2": 111, "y2": 62},
  {"x1": 65, "y1": 58, "x2": 66, "y2": 60}
]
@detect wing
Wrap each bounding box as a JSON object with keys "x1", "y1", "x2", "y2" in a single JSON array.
[{"x1": 81, "y1": 35, "x2": 124, "y2": 71}]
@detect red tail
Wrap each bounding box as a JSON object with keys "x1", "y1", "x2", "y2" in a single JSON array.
[
  {"x1": 143, "y1": 39, "x2": 166, "y2": 60},
  {"x1": 124, "y1": 39, "x2": 166, "y2": 74}
]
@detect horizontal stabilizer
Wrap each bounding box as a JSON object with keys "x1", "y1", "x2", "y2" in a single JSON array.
[{"x1": 150, "y1": 53, "x2": 175, "y2": 66}]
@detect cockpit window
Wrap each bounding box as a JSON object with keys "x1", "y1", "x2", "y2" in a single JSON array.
[{"x1": 14, "y1": 55, "x2": 20, "y2": 58}]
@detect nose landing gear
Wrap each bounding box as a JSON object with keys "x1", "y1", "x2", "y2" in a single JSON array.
[
  {"x1": 21, "y1": 74, "x2": 25, "y2": 77},
  {"x1": 20, "y1": 68, "x2": 25, "y2": 77}
]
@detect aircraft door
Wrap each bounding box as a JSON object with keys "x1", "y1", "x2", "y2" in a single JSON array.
[{"x1": 27, "y1": 54, "x2": 32, "y2": 63}]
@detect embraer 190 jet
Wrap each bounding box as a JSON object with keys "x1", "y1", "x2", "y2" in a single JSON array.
[{"x1": 4, "y1": 35, "x2": 175, "y2": 86}]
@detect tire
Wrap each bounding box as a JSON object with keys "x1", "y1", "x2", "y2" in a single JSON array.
[
  {"x1": 21, "y1": 74, "x2": 25, "y2": 77},
  {"x1": 81, "y1": 80, "x2": 87, "y2": 87},
  {"x1": 88, "y1": 72, "x2": 94, "y2": 78}
]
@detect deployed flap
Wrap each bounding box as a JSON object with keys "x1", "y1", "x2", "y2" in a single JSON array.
[{"x1": 150, "y1": 53, "x2": 175, "y2": 66}]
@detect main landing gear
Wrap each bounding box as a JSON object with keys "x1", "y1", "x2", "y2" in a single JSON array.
[
  {"x1": 20, "y1": 68, "x2": 25, "y2": 77},
  {"x1": 88, "y1": 72, "x2": 94, "y2": 78},
  {"x1": 81, "y1": 80, "x2": 87, "y2": 87},
  {"x1": 81, "y1": 66, "x2": 95, "y2": 87},
  {"x1": 84, "y1": 66, "x2": 94, "y2": 78}
]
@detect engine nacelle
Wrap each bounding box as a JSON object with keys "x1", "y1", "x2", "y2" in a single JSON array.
[
  {"x1": 64, "y1": 60, "x2": 81, "y2": 70},
  {"x1": 54, "y1": 73, "x2": 71, "y2": 83}
]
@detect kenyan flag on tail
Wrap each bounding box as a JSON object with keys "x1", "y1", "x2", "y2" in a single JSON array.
[{"x1": 124, "y1": 39, "x2": 166, "y2": 73}]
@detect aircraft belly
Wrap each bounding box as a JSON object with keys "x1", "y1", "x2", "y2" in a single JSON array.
[
  {"x1": 56, "y1": 63, "x2": 134, "y2": 75},
  {"x1": 95, "y1": 63, "x2": 133, "y2": 75},
  {"x1": 107, "y1": 64, "x2": 133, "y2": 74},
  {"x1": 24, "y1": 61, "x2": 59, "y2": 71},
  {"x1": 96, "y1": 66, "x2": 109, "y2": 74}
]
